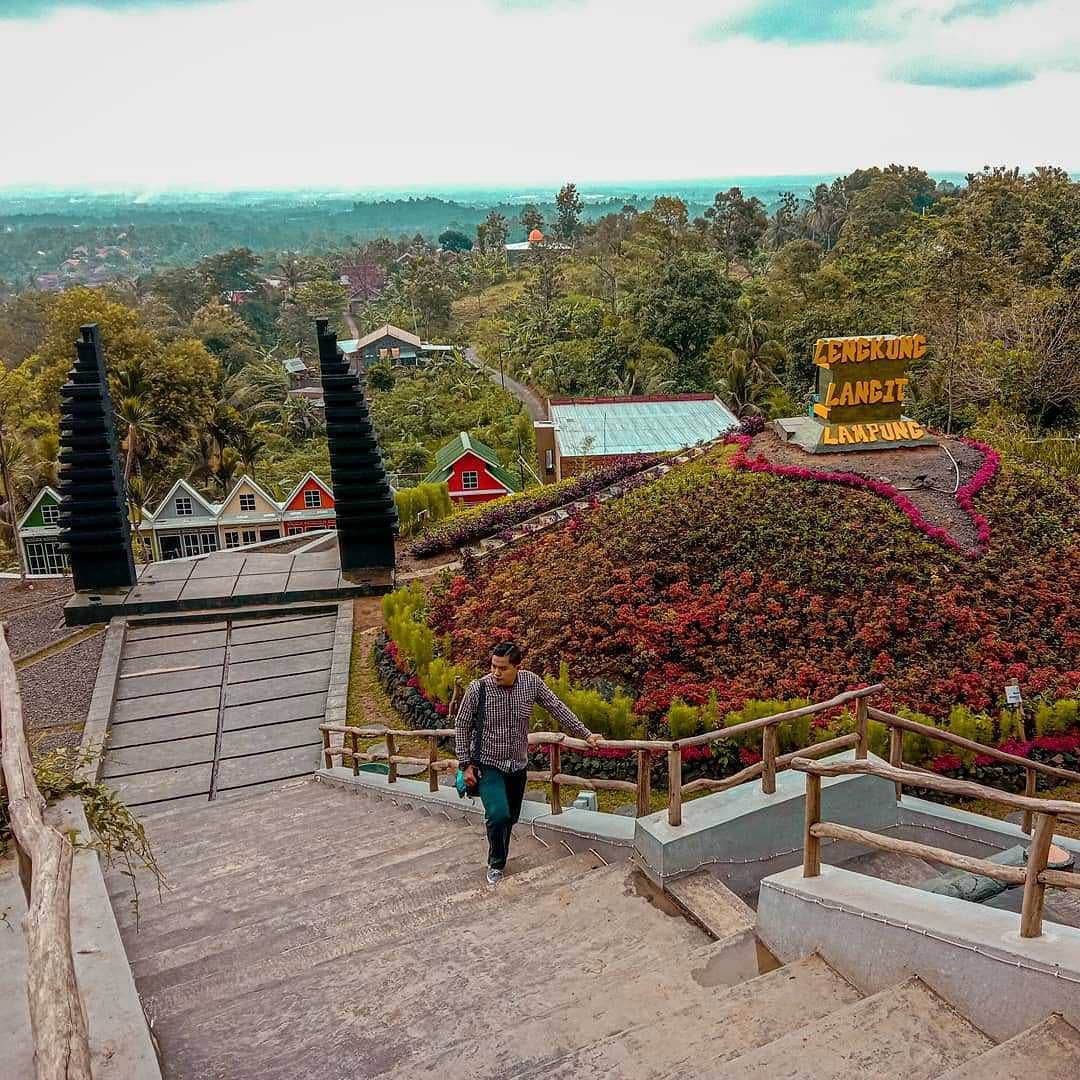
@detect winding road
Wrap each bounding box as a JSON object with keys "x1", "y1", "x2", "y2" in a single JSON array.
[{"x1": 464, "y1": 347, "x2": 547, "y2": 421}]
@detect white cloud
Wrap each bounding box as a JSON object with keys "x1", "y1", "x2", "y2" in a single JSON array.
[{"x1": 0, "y1": 0, "x2": 1077, "y2": 189}]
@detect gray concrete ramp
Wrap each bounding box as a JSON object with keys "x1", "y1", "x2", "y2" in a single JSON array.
[{"x1": 100, "y1": 610, "x2": 337, "y2": 810}]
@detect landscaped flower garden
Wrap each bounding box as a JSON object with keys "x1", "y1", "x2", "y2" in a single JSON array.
[{"x1": 380, "y1": 437, "x2": 1080, "y2": 790}]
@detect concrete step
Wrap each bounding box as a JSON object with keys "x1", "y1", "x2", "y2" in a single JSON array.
[
  {"x1": 163, "y1": 862, "x2": 714, "y2": 1080},
  {"x1": 710, "y1": 977, "x2": 993, "y2": 1080},
  {"x1": 138, "y1": 849, "x2": 603, "y2": 1026},
  {"x1": 936, "y1": 1014, "x2": 1080, "y2": 1080},
  {"x1": 487, "y1": 954, "x2": 864, "y2": 1080},
  {"x1": 128, "y1": 832, "x2": 563, "y2": 990}
]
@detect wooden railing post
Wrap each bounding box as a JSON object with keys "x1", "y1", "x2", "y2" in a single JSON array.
[
  {"x1": 761, "y1": 723, "x2": 778, "y2": 794},
  {"x1": 803, "y1": 773, "x2": 822, "y2": 877},
  {"x1": 667, "y1": 748, "x2": 683, "y2": 826},
  {"x1": 322, "y1": 727, "x2": 333, "y2": 770},
  {"x1": 427, "y1": 735, "x2": 439, "y2": 793},
  {"x1": 549, "y1": 741, "x2": 562, "y2": 815},
  {"x1": 1022, "y1": 768, "x2": 1036, "y2": 835},
  {"x1": 386, "y1": 732, "x2": 397, "y2": 783},
  {"x1": 1021, "y1": 812, "x2": 1057, "y2": 938},
  {"x1": 349, "y1": 728, "x2": 360, "y2": 777},
  {"x1": 636, "y1": 749, "x2": 651, "y2": 818},
  {"x1": 888, "y1": 726, "x2": 904, "y2": 800},
  {"x1": 855, "y1": 697, "x2": 869, "y2": 760}
]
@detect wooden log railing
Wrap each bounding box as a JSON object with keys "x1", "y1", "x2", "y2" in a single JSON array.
[
  {"x1": 318, "y1": 683, "x2": 885, "y2": 826},
  {"x1": 867, "y1": 706, "x2": 1080, "y2": 834},
  {"x1": 792, "y1": 756, "x2": 1080, "y2": 939},
  {"x1": 0, "y1": 622, "x2": 94, "y2": 1079}
]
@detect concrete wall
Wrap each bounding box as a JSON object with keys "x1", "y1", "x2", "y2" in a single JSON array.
[
  {"x1": 757, "y1": 864, "x2": 1080, "y2": 1040},
  {"x1": 634, "y1": 751, "x2": 898, "y2": 896}
]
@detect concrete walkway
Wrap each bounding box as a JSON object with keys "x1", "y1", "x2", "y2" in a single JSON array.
[{"x1": 465, "y1": 346, "x2": 547, "y2": 421}]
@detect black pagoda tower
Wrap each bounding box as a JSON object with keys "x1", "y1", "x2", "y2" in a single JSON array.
[
  {"x1": 316, "y1": 318, "x2": 397, "y2": 569},
  {"x1": 57, "y1": 324, "x2": 136, "y2": 591}
]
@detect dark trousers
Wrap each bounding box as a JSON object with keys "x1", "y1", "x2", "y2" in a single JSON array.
[{"x1": 478, "y1": 766, "x2": 528, "y2": 870}]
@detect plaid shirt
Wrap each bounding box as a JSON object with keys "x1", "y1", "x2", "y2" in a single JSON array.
[{"x1": 455, "y1": 670, "x2": 591, "y2": 773}]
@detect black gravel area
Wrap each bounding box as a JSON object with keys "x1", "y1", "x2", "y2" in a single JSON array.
[
  {"x1": 0, "y1": 577, "x2": 73, "y2": 614},
  {"x1": 20, "y1": 631, "x2": 105, "y2": 731},
  {"x1": 8, "y1": 599, "x2": 75, "y2": 661}
]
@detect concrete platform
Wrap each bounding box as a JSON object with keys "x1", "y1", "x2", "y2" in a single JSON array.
[
  {"x1": 64, "y1": 547, "x2": 392, "y2": 625},
  {"x1": 774, "y1": 414, "x2": 938, "y2": 454}
]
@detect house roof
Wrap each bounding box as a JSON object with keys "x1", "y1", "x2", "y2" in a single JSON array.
[
  {"x1": 547, "y1": 395, "x2": 738, "y2": 457},
  {"x1": 217, "y1": 474, "x2": 282, "y2": 523},
  {"x1": 17, "y1": 486, "x2": 61, "y2": 530},
  {"x1": 423, "y1": 432, "x2": 520, "y2": 492},
  {"x1": 282, "y1": 357, "x2": 308, "y2": 374},
  {"x1": 354, "y1": 323, "x2": 422, "y2": 351},
  {"x1": 281, "y1": 471, "x2": 334, "y2": 510},
  {"x1": 150, "y1": 479, "x2": 220, "y2": 523}
]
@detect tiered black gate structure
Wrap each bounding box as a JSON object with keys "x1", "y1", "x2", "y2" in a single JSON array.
[
  {"x1": 316, "y1": 318, "x2": 398, "y2": 569},
  {"x1": 57, "y1": 324, "x2": 136, "y2": 592}
]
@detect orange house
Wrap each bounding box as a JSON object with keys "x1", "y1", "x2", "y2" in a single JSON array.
[{"x1": 281, "y1": 472, "x2": 337, "y2": 535}]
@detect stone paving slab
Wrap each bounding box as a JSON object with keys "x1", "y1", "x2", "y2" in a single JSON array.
[
  {"x1": 228, "y1": 652, "x2": 331, "y2": 685},
  {"x1": 223, "y1": 693, "x2": 327, "y2": 731},
  {"x1": 100, "y1": 735, "x2": 217, "y2": 778},
  {"x1": 137, "y1": 560, "x2": 197, "y2": 582},
  {"x1": 191, "y1": 556, "x2": 246, "y2": 579},
  {"x1": 219, "y1": 720, "x2": 325, "y2": 759},
  {"x1": 112, "y1": 686, "x2": 222, "y2": 722},
  {"x1": 237, "y1": 554, "x2": 293, "y2": 574},
  {"x1": 229, "y1": 631, "x2": 333, "y2": 663},
  {"x1": 106, "y1": 763, "x2": 214, "y2": 806},
  {"x1": 126, "y1": 621, "x2": 228, "y2": 642},
  {"x1": 106, "y1": 710, "x2": 220, "y2": 748},
  {"x1": 115, "y1": 665, "x2": 224, "y2": 700},
  {"x1": 290, "y1": 550, "x2": 340, "y2": 571},
  {"x1": 119, "y1": 647, "x2": 227, "y2": 677},
  {"x1": 127, "y1": 581, "x2": 186, "y2": 604},
  {"x1": 228, "y1": 615, "x2": 336, "y2": 644},
  {"x1": 178, "y1": 576, "x2": 237, "y2": 602},
  {"x1": 231, "y1": 573, "x2": 289, "y2": 597},
  {"x1": 285, "y1": 569, "x2": 340, "y2": 592},
  {"x1": 122, "y1": 629, "x2": 228, "y2": 658},
  {"x1": 225, "y1": 670, "x2": 330, "y2": 707},
  {"x1": 215, "y1": 745, "x2": 322, "y2": 790}
]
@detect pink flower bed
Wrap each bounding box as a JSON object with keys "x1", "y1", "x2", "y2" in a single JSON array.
[{"x1": 727, "y1": 434, "x2": 1000, "y2": 558}]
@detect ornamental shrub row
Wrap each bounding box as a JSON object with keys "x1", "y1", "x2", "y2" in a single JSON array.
[
  {"x1": 394, "y1": 482, "x2": 452, "y2": 538},
  {"x1": 409, "y1": 454, "x2": 662, "y2": 558}
]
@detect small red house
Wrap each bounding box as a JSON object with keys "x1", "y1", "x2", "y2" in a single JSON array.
[
  {"x1": 281, "y1": 472, "x2": 337, "y2": 534},
  {"x1": 423, "y1": 432, "x2": 521, "y2": 505}
]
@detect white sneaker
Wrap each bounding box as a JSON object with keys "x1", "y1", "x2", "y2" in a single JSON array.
[{"x1": 486, "y1": 867, "x2": 503, "y2": 886}]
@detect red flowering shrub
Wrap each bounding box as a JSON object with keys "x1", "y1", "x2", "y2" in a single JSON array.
[{"x1": 429, "y1": 447, "x2": 1080, "y2": 724}]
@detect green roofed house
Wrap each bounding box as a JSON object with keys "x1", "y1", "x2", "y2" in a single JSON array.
[
  {"x1": 423, "y1": 432, "x2": 521, "y2": 506},
  {"x1": 17, "y1": 486, "x2": 69, "y2": 576}
]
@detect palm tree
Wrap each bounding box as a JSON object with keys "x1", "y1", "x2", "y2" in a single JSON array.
[
  {"x1": 232, "y1": 421, "x2": 267, "y2": 478},
  {"x1": 115, "y1": 396, "x2": 160, "y2": 482},
  {"x1": 279, "y1": 397, "x2": 325, "y2": 442}
]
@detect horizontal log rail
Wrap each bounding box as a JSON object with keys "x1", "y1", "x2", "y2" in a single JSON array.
[
  {"x1": 0, "y1": 623, "x2": 93, "y2": 1079},
  {"x1": 319, "y1": 684, "x2": 886, "y2": 826},
  {"x1": 867, "y1": 705, "x2": 1080, "y2": 834},
  {"x1": 792, "y1": 756, "x2": 1080, "y2": 939}
]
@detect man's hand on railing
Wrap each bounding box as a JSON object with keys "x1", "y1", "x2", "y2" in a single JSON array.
[{"x1": 585, "y1": 733, "x2": 603, "y2": 749}]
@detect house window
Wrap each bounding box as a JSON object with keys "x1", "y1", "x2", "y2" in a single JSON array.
[
  {"x1": 41, "y1": 502, "x2": 60, "y2": 525},
  {"x1": 242, "y1": 530, "x2": 257, "y2": 545},
  {"x1": 225, "y1": 531, "x2": 240, "y2": 549},
  {"x1": 462, "y1": 470, "x2": 479, "y2": 491},
  {"x1": 25, "y1": 540, "x2": 68, "y2": 575},
  {"x1": 545, "y1": 449, "x2": 554, "y2": 472},
  {"x1": 181, "y1": 531, "x2": 217, "y2": 557},
  {"x1": 239, "y1": 493, "x2": 256, "y2": 512},
  {"x1": 175, "y1": 496, "x2": 193, "y2": 516},
  {"x1": 304, "y1": 489, "x2": 322, "y2": 508},
  {"x1": 286, "y1": 525, "x2": 302, "y2": 536}
]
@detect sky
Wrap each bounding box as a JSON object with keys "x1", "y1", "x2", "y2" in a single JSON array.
[{"x1": 1, "y1": 0, "x2": 1078, "y2": 190}]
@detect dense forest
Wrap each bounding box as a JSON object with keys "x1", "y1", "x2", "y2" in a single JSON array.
[{"x1": 2, "y1": 165, "x2": 1080, "y2": 563}]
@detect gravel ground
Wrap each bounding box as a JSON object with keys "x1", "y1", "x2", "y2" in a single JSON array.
[
  {"x1": 19, "y1": 631, "x2": 105, "y2": 732},
  {"x1": 0, "y1": 576, "x2": 73, "y2": 614},
  {"x1": 7, "y1": 598, "x2": 77, "y2": 661},
  {"x1": 749, "y1": 432, "x2": 986, "y2": 550}
]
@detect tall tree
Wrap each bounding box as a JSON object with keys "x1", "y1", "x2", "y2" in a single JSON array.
[
  {"x1": 555, "y1": 182, "x2": 584, "y2": 243},
  {"x1": 520, "y1": 204, "x2": 545, "y2": 235}
]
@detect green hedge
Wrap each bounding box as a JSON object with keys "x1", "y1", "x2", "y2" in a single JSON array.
[{"x1": 394, "y1": 482, "x2": 453, "y2": 538}]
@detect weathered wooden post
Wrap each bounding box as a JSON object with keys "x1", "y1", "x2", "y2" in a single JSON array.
[
  {"x1": 762, "y1": 724, "x2": 778, "y2": 794},
  {"x1": 349, "y1": 728, "x2": 360, "y2": 777},
  {"x1": 386, "y1": 732, "x2": 398, "y2": 783},
  {"x1": 855, "y1": 697, "x2": 869, "y2": 759},
  {"x1": 549, "y1": 741, "x2": 562, "y2": 815},
  {"x1": 635, "y1": 749, "x2": 651, "y2": 818},
  {"x1": 1020, "y1": 812, "x2": 1057, "y2": 938},
  {"x1": 322, "y1": 727, "x2": 333, "y2": 770},
  {"x1": 428, "y1": 735, "x2": 439, "y2": 793},
  {"x1": 667, "y1": 748, "x2": 683, "y2": 826},
  {"x1": 803, "y1": 773, "x2": 822, "y2": 877},
  {"x1": 1022, "y1": 768, "x2": 1036, "y2": 835}
]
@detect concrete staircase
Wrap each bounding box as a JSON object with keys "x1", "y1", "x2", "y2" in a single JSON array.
[{"x1": 106, "y1": 778, "x2": 1080, "y2": 1080}]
